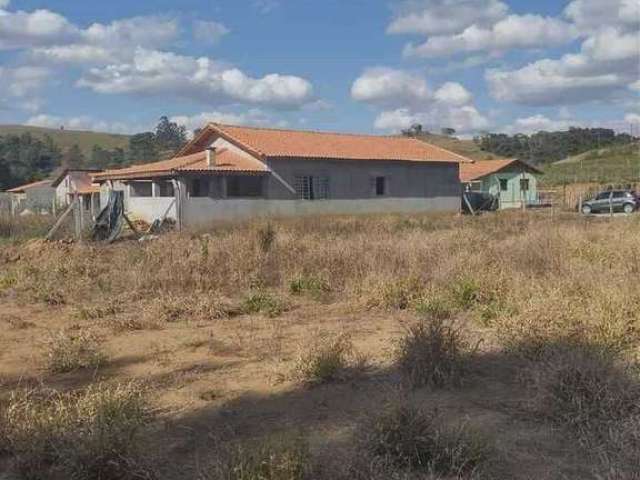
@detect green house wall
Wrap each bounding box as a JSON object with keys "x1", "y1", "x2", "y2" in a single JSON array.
[{"x1": 475, "y1": 165, "x2": 539, "y2": 209}]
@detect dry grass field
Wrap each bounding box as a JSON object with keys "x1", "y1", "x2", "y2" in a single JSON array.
[{"x1": 1, "y1": 212, "x2": 639, "y2": 480}]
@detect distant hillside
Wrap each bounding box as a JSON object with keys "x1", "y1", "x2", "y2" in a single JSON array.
[
  {"x1": 414, "y1": 133, "x2": 503, "y2": 161},
  {"x1": 0, "y1": 124, "x2": 130, "y2": 157},
  {"x1": 541, "y1": 142, "x2": 640, "y2": 186}
]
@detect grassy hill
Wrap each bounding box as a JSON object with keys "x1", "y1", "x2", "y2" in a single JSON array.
[
  {"x1": 541, "y1": 142, "x2": 640, "y2": 186},
  {"x1": 0, "y1": 124, "x2": 130, "y2": 157},
  {"x1": 416, "y1": 133, "x2": 502, "y2": 161}
]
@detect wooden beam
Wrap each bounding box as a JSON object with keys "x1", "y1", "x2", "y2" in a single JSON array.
[{"x1": 46, "y1": 198, "x2": 76, "y2": 241}]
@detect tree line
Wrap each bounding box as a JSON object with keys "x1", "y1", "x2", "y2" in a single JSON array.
[
  {"x1": 0, "y1": 117, "x2": 188, "y2": 190},
  {"x1": 475, "y1": 128, "x2": 636, "y2": 164}
]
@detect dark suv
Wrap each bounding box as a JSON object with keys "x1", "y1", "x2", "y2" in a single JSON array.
[{"x1": 581, "y1": 190, "x2": 637, "y2": 214}]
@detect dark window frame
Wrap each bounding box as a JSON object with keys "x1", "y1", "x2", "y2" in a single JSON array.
[
  {"x1": 375, "y1": 176, "x2": 386, "y2": 196},
  {"x1": 226, "y1": 175, "x2": 263, "y2": 198},
  {"x1": 129, "y1": 181, "x2": 152, "y2": 197},
  {"x1": 295, "y1": 175, "x2": 330, "y2": 200},
  {"x1": 520, "y1": 178, "x2": 530, "y2": 192},
  {"x1": 499, "y1": 178, "x2": 508, "y2": 191}
]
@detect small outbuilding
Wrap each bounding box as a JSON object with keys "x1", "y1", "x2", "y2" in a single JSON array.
[
  {"x1": 5, "y1": 179, "x2": 56, "y2": 215},
  {"x1": 460, "y1": 159, "x2": 543, "y2": 209},
  {"x1": 51, "y1": 168, "x2": 103, "y2": 217},
  {"x1": 94, "y1": 123, "x2": 473, "y2": 227}
]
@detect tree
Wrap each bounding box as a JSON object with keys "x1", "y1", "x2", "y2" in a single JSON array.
[
  {"x1": 62, "y1": 144, "x2": 85, "y2": 169},
  {"x1": 441, "y1": 127, "x2": 456, "y2": 136},
  {"x1": 154, "y1": 116, "x2": 187, "y2": 155},
  {"x1": 401, "y1": 124, "x2": 425, "y2": 138},
  {"x1": 128, "y1": 132, "x2": 158, "y2": 164}
]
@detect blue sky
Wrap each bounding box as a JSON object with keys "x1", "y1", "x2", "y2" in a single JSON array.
[{"x1": 0, "y1": 0, "x2": 638, "y2": 136}]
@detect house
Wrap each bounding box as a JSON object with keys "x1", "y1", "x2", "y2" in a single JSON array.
[
  {"x1": 460, "y1": 159, "x2": 543, "y2": 209},
  {"x1": 93, "y1": 123, "x2": 472, "y2": 227},
  {"x1": 51, "y1": 168, "x2": 103, "y2": 217},
  {"x1": 5, "y1": 179, "x2": 56, "y2": 215}
]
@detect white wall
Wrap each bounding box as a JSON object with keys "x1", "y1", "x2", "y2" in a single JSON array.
[
  {"x1": 126, "y1": 197, "x2": 176, "y2": 223},
  {"x1": 183, "y1": 197, "x2": 459, "y2": 227}
]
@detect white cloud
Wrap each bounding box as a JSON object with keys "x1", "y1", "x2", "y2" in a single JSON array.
[
  {"x1": 404, "y1": 14, "x2": 577, "y2": 58},
  {"x1": 193, "y1": 20, "x2": 230, "y2": 45},
  {"x1": 30, "y1": 15, "x2": 180, "y2": 65},
  {"x1": 253, "y1": 0, "x2": 280, "y2": 14},
  {"x1": 564, "y1": 0, "x2": 639, "y2": 34},
  {"x1": 350, "y1": 68, "x2": 429, "y2": 106},
  {"x1": 0, "y1": 8, "x2": 79, "y2": 50},
  {"x1": 388, "y1": 0, "x2": 508, "y2": 36},
  {"x1": 504, "y1": 115, "x2": 575, "y2": 134},
  {"x1": 78, "y1": 48, "x2": 314, "y2": 109},
  {"x1": 26, "y1": 114, "x2": 143, "y2": 134},
  {"x1": 625, "y1": 113, "x2": 640, "y2": 125},
  {"x1": 434, "y1": 82, "x2": 472, "y2": 106},
  {"x1": 0, "y1": 65, "x2": 49, "y2": 97},
  {"x1": 486, "y1": 27, "x2": 639, "y2": 106},
  {"x1": 351, "y1": 67, "x2": 489, "y2": 134},
  {"x1": 170, "y1": 109, "x2": 286, "y2": 134}
]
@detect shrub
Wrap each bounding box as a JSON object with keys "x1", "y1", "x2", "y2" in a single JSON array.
[
  {"x1": 256, "y1": 223, "x2": 276, "y2": 253},
  {"x1": 75, "y1": 300, "x2": 124, "y2": 321},
  {"x1": 373, "y1": 277, "x2": 423, "y2": 310},
  {"x1": 414, "y1": 292, "x2": 454, "y2": 320},
  {"x1": 525, "y1": 344, "x2": 640, "y2": 445},
  {"x1": 355, "y1": 402, "x2": 490, "y2": 477},
  {"x1": 289, "y1": 275, "x2": 331, "y2": 299},
  {"x1": 202, "y1": 435, "x2": 311, "y2": 480},
  {"x1": 293, "y1": 332, "x2": 360, "y2": 384},
  {"x1": 0, "y1": 382, "x2": 154, "y2": 479},
  {"x1": 395, "y1": 318, "x2": 471, "y2": 389},
  {"x1": 449, "y1": 276, "x2": 480, "y2": 311},
  {"x1": 241, "y1": 291, "x2": 288, "y2": 318},
  {"x1": 44, "y1": 330, "x2": 106, "y2": 373}
]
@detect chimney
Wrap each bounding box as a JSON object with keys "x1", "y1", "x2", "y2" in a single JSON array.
[{"x1": 206, "y1": 146, "x2": 216, "y2": 167}]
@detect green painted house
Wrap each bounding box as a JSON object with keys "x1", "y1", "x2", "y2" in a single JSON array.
[{"x1": 460, "y1": 159, "x2": 543, "y2": 209}]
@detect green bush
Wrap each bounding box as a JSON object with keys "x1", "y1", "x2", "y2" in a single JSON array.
[
  {"x1": 293, "y1": 332, "x2": 360, "y2": 384},
  {"x1": 289, "y1": 275, "x2": 331, "y2": 299},
  {"x1": 241, "y1": 291, "x2": 288, "y2": 318}
]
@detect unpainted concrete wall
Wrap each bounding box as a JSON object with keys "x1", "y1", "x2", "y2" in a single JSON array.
[{"x1": 182, "y1": 197, "x2": 458, "y2": 227}]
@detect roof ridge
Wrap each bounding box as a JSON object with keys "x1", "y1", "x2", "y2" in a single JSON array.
[{"x1": 210, "y1": 122, "x2": 420, "y2": 140}]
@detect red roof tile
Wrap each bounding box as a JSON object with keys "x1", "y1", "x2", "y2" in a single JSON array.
[
  {"x1": 6, "y1": 179, "x2": 51, "y2": 193},
  {"x1": 93, "y1": 147, "x2": 268, "y2": 181},
  {"x1": 179, "y1": 123, "x2": 474, "y2": 164},
  {"x1": 460, "y1": 159, "x2": 542, "y2": 183}
]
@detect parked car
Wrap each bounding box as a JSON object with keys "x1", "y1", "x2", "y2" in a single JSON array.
[{"x1": 581, "y1": 190, "x2": 637, "y2": 214}]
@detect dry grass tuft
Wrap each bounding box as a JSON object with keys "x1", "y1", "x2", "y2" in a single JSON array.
[
  {"x1": 354, "y1": 401, "x2": 491, "y2": 478},
  {"x1": 44, "y1": 329, "x2": 106, "y2": 373},
  {"x1": 292, "y1": 332, "x2": 365, "y2": 384},
  {"x1": 396, "y1": 317, "x2": 473, "y2": 389},
  {"x1": 200, "y1": 435, "x2": 311, "y2": 480},
  {"x1": 0, "y1": 382, "x2": 154, "y2": 480}
]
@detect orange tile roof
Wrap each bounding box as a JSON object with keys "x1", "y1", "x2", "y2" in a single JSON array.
[
  {"x1": 6, "y1": 179, "x2": 51, "y2": 193},
  {"x1": 460, "y1": 159, "x2": 542, "y2": 183},
  {"x1": 179, "y1": 123, "x2": 473, "y2": 164},
  {"x1": 93, "y1": 147, "x2": 268, "y2": 181}
]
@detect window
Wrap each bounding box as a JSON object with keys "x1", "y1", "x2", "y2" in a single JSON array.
[
  {"x1": 499, "y1": 178, "x2": 508, "y2": 191},
  {"x1": 129, "y1": 181, "x2": 152, "y2": 197},
  {"x1": 189, "y1": 178, "x2": 208, "y2": 197},
  {"x1": 611, "y1": 191, "x2": 627, "y2": 199},
  {"x1": 295, "y1": 175, "x2": 329, "y2": 200},
  {"x1": 227, "y1": 176, "x2": 263, "y2": 197},
  {"x1": 520, "y1": 178, "x2": 529, "y2": 191},
  {"x1": 469, "y1": 181, "x2": 482, "y2": 192},
  {"x1": 375, "y1": 176, "x2": 386, "y2": 196},
  {"x1": 158, "y1": 180, "x2": 174, "y2": 197},
  {"x1": 596, "y1": 192, "x2": 611, "y2": 201}
]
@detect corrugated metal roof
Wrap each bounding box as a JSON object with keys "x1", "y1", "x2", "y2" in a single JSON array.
[{"x1": 6, "y1": 179, "x2": 51, "y2": 193}]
